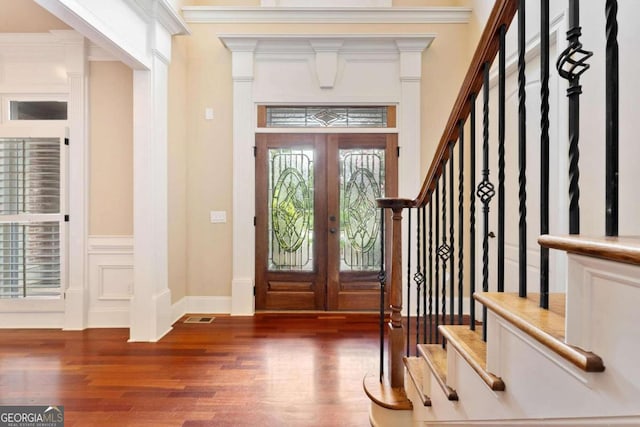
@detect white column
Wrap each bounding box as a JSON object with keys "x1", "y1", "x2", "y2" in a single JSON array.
[
  {"x1": 129, "y1": 21, "x2": 173, "y2": 341},
  {"x1": 60, "y1": 31, "x2": 89, "y2": 330},
  {"x1": 228, "y1": 40, "x2": 257, "y2": 316},
  {"x1": 396, "y1": 38, "x2": 431, "y2": 315}
]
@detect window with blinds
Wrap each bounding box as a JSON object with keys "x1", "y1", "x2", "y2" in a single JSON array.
[{"x1": 0, "y1": 137, "x2": 64, "y2": 299}]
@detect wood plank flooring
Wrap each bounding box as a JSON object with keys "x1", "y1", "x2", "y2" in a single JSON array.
[{"x1": 0, "y1": 314, "x2": 382, "y2": 427}]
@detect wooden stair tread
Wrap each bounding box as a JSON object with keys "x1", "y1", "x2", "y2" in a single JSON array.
[
  {"x1": 439, "y1": 325, "x2": 505, "y2": 391},
  {"x1": 403, "y1": 356, "x2": 432, "y2": 406},
  {"x1": 417, "y1": 344, "x2": 458, "y2": 401},
  {"x1": 539, "y1": 234, "x2": 640, "y2": 265},
  {"x1": 475, "y1": 292, "x2": 605, "y2": 372},
  {"x1": 363, "y1": 372, "x2": 413, "y2": 411}
]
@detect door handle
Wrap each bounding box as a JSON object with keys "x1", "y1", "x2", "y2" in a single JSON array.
[{"x1": 330, "y1": 227, "x2": 337, "y2": 234}]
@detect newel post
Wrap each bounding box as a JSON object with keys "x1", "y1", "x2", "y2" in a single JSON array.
[{"x1": 378, "y1": 198, "x2": 413, "y2": 388}]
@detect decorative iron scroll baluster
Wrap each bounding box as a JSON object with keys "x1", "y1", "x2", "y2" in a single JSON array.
[
  {"x1": 415, "y1": 207, "x2": 424, "y2": 349},
  {"x1": 478, "y1": 63, "x2": 495, "y2": 341},
  {"x1": 422, "y1": 205, "x2": 427, "y2": 342},
  {"x1": 518, "y1": 0, "x2": 527, "y2": 298},
  {"x1": 406, "y1": 208, "x2": 412, "y2": 357},
  {"x1": 458, "y1": 120, "x2": 464, "y2": 325},
  {"x1": 605, "y1": 0, "x2": 619, "y2": 237},
  {"x1": 428, "y1": 199, "x2": 434, "y2": 343},
  {"x1": 470, "y1": 94, "x2": 477, "y2": 331},
  {"x1": 435, "y1": 182, "x2": 440, "y2": 342},
  {"x1": 557, "y1": 0, "x2": 593, "y2": 234},
  {"x1": 378, "y1": 208, "x2": 386, "y2": 381},
  {"x1": 449, "y1": 144, "x2": 455, "y2": 324},
  {"x1": 540, "y1": 0, "x2": 550, "y2": 309},
  {"x1": 498, "y1": 24, "x2": 506, "y2": 293},
  {"x1": 439, "y1": 162, "x2": 450, "y2": 331}
]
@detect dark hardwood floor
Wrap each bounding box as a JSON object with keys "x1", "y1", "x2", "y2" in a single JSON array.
[{"x1": 0, "y1": 313, "x2": 382, "y2": 426}]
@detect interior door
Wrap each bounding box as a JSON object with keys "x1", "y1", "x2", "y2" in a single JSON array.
[{"x1": 255, "y1": 133, "x2": 396, "y2": 311}]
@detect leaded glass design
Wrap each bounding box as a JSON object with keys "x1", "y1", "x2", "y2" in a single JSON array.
[
  {"x1": 268, "y1": 148, "x2": 314, "y2": 271},
  {"x1": 340, "y1": 149, "x2": 385, "y2": 271},
  {"x1": 266, "y1": 106, "x2": 387, "y2": 128}
]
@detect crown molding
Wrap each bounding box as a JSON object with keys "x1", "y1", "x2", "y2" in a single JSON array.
[
  {"x1": 183, "y1": 6, "x2": 471, "y2": 24},
  {"x1": 219, "y1": 33, "x2": 435, "y2": 55}
]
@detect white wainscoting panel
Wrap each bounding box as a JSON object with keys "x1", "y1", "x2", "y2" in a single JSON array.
[{"x1": 87, "y1": 235, "x2": 133, "y2": 327}]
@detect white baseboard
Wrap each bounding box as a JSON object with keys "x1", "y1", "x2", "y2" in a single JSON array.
[
  {"x1": 87, "y1": 308, "x2": 130, "y2": 328},
  {"x1": 0, "y1": 312, "x2": 64, "y2": 328},
  {"x1": 171, "y1": 296, "x2": 232, "y2": 323}
]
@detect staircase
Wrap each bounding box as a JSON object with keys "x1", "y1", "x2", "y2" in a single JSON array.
[{"x1": 364, "y1": 0, "x2": 640, "y2": 425}]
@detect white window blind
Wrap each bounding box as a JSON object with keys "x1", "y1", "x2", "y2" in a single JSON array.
[{"x1": 0, "y1": 137, "x2": 65, "y2": 299}]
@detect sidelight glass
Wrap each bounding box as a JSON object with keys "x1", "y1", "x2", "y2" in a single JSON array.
[
  {"x1": 268, "y1": 148, "x2": 314, "y2": 271},
  {"x1": 339, "y1": 148, "x2": 385, "y2": 271}
]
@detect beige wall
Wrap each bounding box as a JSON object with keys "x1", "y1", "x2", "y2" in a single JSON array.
[
  {"x1": 0, "y1": 0, "x2": 69, "y2": 32},
  {"x1": 89, "y1": 61, "x2": 133, "y2": 236},
  {"x1": 168, "y1": 36, "x2": 189, "y2": 303},
  {"x1": 179, "y1": 17, "x2": 471, "y2": 297}
]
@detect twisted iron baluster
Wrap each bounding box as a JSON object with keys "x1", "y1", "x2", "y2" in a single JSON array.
[
  {"x1": 449, "y1": 144, "x2": 455, "y2": 324},
  {"x1": 439, "y1": 161, "x2": 450, "y2": 333},
  {"x1": 415, "y1": 208, "x2": 424, "y2": 349},
  {"x1": 557, "y1": 0, "x2": 593, "y2": 234},
  {"x1": 518, "y1": 0, "x2": 528, "y2": 298},
  {"x1": 428, "y1": 199, "x2": 433, "y2": 342},
  {"x1": 498, "y1": 24, "x2": 506, "y2": 293},
  {"x1": 605, "y1": 0, "x2": 619, "y2": 237},
  {"x1": 477, "y1": 63, "x2": 495, "y2": 341},
  {"x1": 406, "y1": 208, "x2": 412, "y2": 357},
  {"x1": 469, "y1": 94, "x2": 477, "y2": 331},
  {"x1": 458, "y1": 121, "x2": 464, "y2": 325},
  {"x1": 540, "y1": 0, "x2": 550, "y2": 309},
  {"x1": 378, "y1": 208, "x2": 386, "y2": 381}
]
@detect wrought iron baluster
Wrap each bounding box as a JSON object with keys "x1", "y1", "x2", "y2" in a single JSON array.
[
  {"x1": 498, "y1": 24, "x2": 506, "y2": 293},
  {"x1": 518, "y1": 0, "x2": 528, "y2": 298},
  {"x1": 406, "y1": 208, "x2": 412, "y2": 357},
  {"x1": 422, "y1": 205, "x2": 427, "y2": 342},
  {"x1": 428, "y1": 199, "x2": 434, "y2": 343},
  {"x1": 470, "y1": 94, "x2": 477, "y2": 331},
  {"x1": 606, "y1": 0, "x2": 619, "y2": 237},
  {"x1": 378, "y1": 208, "x2": 386, "y2": 381},
  {"x1": 435, "y1": 182, "x2": 440, "y2": 343},
  {"x1": 458, "y1": 120, "x2": 465, "y2": 325},
  {"x1": 449, "y1": 144, "x2": 455, "y2": 325},
  {"x1": 440, "y1": 162, "x2": 450, "y2": 331},
  {"x1": 415, "y1": 207, "x2": 424, "y2": 349},
  {"x1": 557, "y1": 0, "x2": 593, "y2": 235},
  {"x1": 540, "y1": 0, "x2": 550, "y2": 309},
  {"x1": 477, "y1": 62, "x2": 495, "y2": 341}
]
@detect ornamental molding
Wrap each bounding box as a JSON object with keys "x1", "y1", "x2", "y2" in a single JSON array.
[{"x1": 183, "y1": 6, "x2": 471, "y2": 24}]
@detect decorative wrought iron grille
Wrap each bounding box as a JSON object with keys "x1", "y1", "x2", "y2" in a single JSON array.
[
  {"x1": 265, "y1": 106, "x2": 388, "y2": 128},
  {"x1": 268, "y1": 148, "x2": 314, "y2": 271},
  {"x1": 340, "y1": 148, "x2": 385, "y2": 271}
]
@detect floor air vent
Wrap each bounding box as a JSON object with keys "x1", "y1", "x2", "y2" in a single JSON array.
[{"x1": 184, "y1": 316, "x2": 215, "y2": 324}]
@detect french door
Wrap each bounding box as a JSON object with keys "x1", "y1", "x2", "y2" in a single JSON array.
[{"x1": 255, "y1": 133, "x2": 397, "y2": 311}]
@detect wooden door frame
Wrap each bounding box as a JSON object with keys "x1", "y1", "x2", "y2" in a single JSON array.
[
  {"x1": 255, "y1": 134, "x2": 327, "y2": 310},
  {"x1": 326, "y1": 134, "x2": 398, "y2": 311},
  {"x1": 255, "y1": 132, "x2": 397, "y2": 311}
]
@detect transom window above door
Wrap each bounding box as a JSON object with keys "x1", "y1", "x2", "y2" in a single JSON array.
[{"x1": 258, "y1": 106, "x2": 396, "y2": 128}]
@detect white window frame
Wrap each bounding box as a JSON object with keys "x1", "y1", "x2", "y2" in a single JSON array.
[
  {"x1": 0, "y1": 126, "x2": 68, "y2": 310},
  {"x1": 1, "y1": 94, "x2": 69, "y2": 125}
]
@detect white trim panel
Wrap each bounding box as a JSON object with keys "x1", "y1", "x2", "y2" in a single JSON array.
[
  {"x1": 184, "y1": 6, "x2": 471, "y2": 24},
  {"x1": 87, "y1": 235, "x2": 133, "y2": 328}
]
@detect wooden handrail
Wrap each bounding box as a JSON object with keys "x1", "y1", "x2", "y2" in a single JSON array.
[{"x1": 414, "y1": 0, "x2": 518, "y2": 207}]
